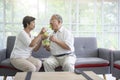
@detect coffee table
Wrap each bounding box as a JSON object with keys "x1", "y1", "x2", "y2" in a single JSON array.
[{"x1": 14, "y1": 71, "x2": 103, "y2": 80}]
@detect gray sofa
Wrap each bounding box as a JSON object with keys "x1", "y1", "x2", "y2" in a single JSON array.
[
  {"x1": 0, "y1": 36, "x2": 111, "y2": 79},
  {"x1": 111, "y1": 50, "x2": 120, "y2": 80}
]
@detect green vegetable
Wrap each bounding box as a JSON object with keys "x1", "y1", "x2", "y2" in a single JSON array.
[
  {"x1": 44, "y1": 32, "x2": 49, "y2": 37},
  {"x1": 42, "y1": 39, "x2": 50, "y2": 46},
  {"x1": 49, "y1": 25, "x2": 52, "y2": 29}
]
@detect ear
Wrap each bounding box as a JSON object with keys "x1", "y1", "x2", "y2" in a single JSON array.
[
  {"x1": 58, "y1": 21, "x2": 62, "y2": 25},
  {"x1": 27, "y1": 23, "x2": 29, "y2": 26},
  {"x1": 58, "y1": 21, "x2": 61, "y2": 24}
]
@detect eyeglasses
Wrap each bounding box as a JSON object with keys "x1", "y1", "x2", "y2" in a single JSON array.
[{"x1": 50, "y1": 19, "x2": 58, "y2": 24}]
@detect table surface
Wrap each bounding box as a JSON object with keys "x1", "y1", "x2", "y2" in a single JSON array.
[{"x1": 14, "y1": 71, "x2": 104, "y2": 80}]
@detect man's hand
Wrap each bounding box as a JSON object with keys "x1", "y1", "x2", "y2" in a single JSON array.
[
  {"x1": 49, "y1": 35, "x2": 71, "y2": 50},
  {"x1": 49, "y1": 35, "x2": 57, "y2": 42}
]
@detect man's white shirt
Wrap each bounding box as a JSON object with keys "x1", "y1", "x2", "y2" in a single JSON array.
[{"x1": 50, "y1": 26, "x2": 74, "y2": 55}]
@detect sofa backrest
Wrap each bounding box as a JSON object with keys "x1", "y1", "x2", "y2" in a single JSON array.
[
  {"x1": 74, "y1": 37, "x2": 98, "y2": 58},
  {"x1": 32, "y1": 46, "x2": 50, "y2": 58},
  {"x1": 6, "y1": 36, "x2": 16, "y2": 58},
  {"x1": 6, "y1": 36, "x2": 98, "y2": 58},
  {"x1": 6, "y1": 36, "x2": 50, "y2": 58}
]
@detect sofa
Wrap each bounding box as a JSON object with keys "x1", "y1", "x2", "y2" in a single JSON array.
[
  {"x1": 0, "y1": 36, "x2": 111, "y2": 80},
  {"x1": 111, "y1": 50, "x2": 120, "y2": 80}
]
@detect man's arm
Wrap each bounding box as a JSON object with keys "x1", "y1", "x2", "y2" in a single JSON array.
[{"x1": 49, "y1": 35, "x2": 70, "y2": 50}]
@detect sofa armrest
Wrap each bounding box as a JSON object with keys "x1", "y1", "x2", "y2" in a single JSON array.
[
  {"x1": 110, "y1": 50, "x2": 120, "y2": 73},
  {"x1": 0, "y1": 49, "x2": 6, "y2": 63},
  {"x1": 98, "y1": 48, "x2": 111, "y2": 61}
]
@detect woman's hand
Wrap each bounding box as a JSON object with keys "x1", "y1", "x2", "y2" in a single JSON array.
[
  {"x1": 44, "y1": 45, "x2": 50, "y2": 51},
  {"x1": 40, "y1": 27, "x2": 47, "y2": 34},
  {"x1": 40, "y1": 27, "x2": 49, "y2": 40}
]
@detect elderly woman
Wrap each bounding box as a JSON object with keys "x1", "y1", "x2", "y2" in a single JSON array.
[{"x1": 10, "y1": 16, "x2": 47, "y2": 72}]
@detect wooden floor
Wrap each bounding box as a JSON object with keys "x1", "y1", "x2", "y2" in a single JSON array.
[{"x1": 0, "y1": 74, "x2": 116, "y2": 80}]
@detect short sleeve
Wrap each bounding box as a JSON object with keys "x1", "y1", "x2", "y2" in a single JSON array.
[{"x1": 18, "y1": 31, "x2": 32, "y2": 47}]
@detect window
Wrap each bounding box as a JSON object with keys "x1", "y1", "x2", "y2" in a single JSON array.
[{"x1": 0, "y1": 0, "x2": 119, "y2": 50}]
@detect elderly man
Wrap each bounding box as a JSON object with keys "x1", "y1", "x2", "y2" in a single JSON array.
[{"x1": 43, "y1": 14, "x2": 76, "y2": 72}]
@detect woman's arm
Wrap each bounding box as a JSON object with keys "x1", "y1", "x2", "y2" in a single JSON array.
[
  {"x1": 29, "y1": 33, "x2": 43, "y2": 47},
  {"x1": 29, "y1": 28, "x2": 48, "y2": 51},
  {"x1": 33, "y1": 38, "x2": 42, "y2": 52}
]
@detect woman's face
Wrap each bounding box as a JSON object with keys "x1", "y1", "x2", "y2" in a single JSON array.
[{"x1": 28, "y1": 20, "x2": 35, "y2": 30}]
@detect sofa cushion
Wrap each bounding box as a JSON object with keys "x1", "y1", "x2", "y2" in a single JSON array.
[
  {"x1": 75, "y1": 57, "x2": 109, "y2": 68},
  {"x1": 0, "y1": 59, "x2": 18, "y2": 70},
  {"x1": 0, "y1": 58, "x2": 62, "y2": 71},
  {"x1": 114, "y1": 60, "x2": 120, "y2": 70}
]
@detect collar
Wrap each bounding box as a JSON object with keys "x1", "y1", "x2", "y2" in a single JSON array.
[
  {"x1": 53, "y1": 26, "x2": 64, "y2": 33},
  {"x1": 58, "y1": 26, "x2": 64, "y2": 32}
]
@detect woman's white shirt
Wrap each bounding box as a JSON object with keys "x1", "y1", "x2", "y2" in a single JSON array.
[{"x1": 10, "y1": 30, "x2": 34, "y2": 58}]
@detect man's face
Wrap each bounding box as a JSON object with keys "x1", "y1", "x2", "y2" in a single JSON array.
[{"x1": 50, "y1": 16, "x2": 60, "y2": 31}]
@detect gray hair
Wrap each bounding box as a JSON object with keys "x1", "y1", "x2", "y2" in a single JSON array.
[{"x1": 52, "y1": 14, "x2": 63, "y2": 23}]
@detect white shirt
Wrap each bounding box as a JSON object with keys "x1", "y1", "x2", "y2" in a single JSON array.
[
  {"x1": 50, "y1": 26, "x2": 74, "y2": 55},
  {"x1": 10, "y1": 30, "x2": 34, "y2": 58}
]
